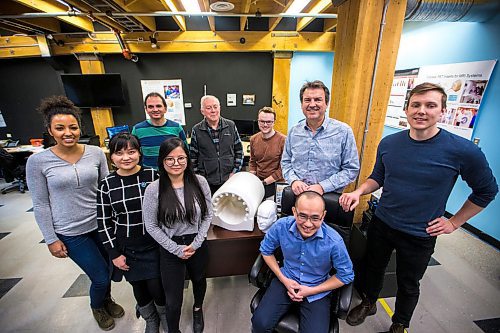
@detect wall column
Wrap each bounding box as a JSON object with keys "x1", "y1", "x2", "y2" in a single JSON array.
[
  {"x1": 79, "y1": 58, "x2": 114, "y2": 146},
  {"x1": 330, "y1": 0, "x2": 407, "y2": 219},
  {"x1": 272, "y1": 51, "x2": 293, "y2": 135}
]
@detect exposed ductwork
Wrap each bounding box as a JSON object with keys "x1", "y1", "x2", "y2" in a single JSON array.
[{"x1": 405, "y1": 0, "x2": 500, "y2": 22}]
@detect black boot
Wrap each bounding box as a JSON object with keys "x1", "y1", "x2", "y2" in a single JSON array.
[
  {"x1": 138, "y1": 301, "x2": 160, "y2": 333},
  {"x1": 193, "y1": 307, "x2": 204, "y2": 333},
  {"x1": 388, "y1": 322, "x2": 406, "y2": 333},
  {"x1": 346, "y1": 297, "x2": 377, "y2": 326}
]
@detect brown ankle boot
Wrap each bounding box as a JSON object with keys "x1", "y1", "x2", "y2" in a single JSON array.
[
  {"x1": 103, "y1": 296, "x2": 125, "y2": 318},
  {"x1": 92, "y1": 307, "x2": 115, "y2": 331},
  {"x1": 346, "y1": 298, "x2": 377, "y2": 326}
]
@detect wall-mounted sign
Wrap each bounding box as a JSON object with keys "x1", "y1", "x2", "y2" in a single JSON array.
[{"x1": 385, "y1": 60, "x2": 496, "y2": 140}]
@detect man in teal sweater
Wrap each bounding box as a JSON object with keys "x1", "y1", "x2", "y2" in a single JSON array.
[{"x1": 132, "y1": 92, "x2": 187, "y2": 169}]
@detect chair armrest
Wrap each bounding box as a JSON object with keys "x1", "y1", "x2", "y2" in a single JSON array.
[
  {"x1": 336, "y1": 283, "x2": 353, "y2": 320},
  {"x1": 248, "y1": 254, "x2": 265, "y2": 287}
]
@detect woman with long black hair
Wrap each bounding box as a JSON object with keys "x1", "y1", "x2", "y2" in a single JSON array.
[{"x1": 143, "y1": 137, "x2": 212, "y2": 333}]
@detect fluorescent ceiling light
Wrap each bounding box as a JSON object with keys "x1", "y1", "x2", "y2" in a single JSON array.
[
  {"x1": 285, "y1": 0, "x2": 312, "y2": 14},
  {"x1": 181, "y1": 0, "x2": 202, "y2": 13}
]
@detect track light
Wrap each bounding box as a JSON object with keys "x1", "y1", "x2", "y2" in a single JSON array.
[
  {"x1": 149, "y1": 36, "x2": 158, "y2": 49},
  {"x1": 46, "y1": 34, "x2": 64, "y2": 46}
]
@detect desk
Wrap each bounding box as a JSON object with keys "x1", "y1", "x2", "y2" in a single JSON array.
[
  {"x1": 4, "y1": 145, "x2": 44, "y2": 154},
  {"x1": 205, "y1": 222, "x2": 264, "y2": 278}
]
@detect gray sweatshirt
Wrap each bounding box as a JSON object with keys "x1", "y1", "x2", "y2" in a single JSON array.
[
  {"x1": 143, "y1": 175, "x2": 213, "y2": 258},
  {"x1": 26, "y1": 145, "x2": 109, "y2": 244}
]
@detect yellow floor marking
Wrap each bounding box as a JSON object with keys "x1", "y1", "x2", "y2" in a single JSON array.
[{"x1": 378, "y1": 298, "x2": 408, "y2": 333}]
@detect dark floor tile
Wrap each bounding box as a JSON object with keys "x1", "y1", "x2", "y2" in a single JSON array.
[
  {"x1": 63, "y1": 274, "x2": 90, "y2": 298},
  {"x1": 0, "y1": 278, "x2": 22, "y2": 300},
  {"x1": 428, "y1": 257, "x2": 440, "y2": 266},
  {"x1": 0, "y1": 232, "x2": 9, "y2": 240},
  {"x1": 474, "y1": 318, "x2": 500, "y2": 333}
]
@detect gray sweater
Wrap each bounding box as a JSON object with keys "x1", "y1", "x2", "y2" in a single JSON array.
[
  {"x1": 143, "y1": 175, "x2": 212, "y2": 258},
  {"x1": 26, "y1": 145, "x2": 109, "y2": 244}
]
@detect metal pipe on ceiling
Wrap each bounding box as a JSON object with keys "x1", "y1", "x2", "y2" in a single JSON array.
[
  {"x1": 0, "y1": 11, "x2": 338, "y2": 20},
  {"x1": 405, "y1": 0, "x2": 500, "y2": 22},
  {"x1": 3, "y1": 1, "x2": 498, "y2": 23}
]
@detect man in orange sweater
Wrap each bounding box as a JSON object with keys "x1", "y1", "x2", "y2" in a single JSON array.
[{"x1": 249, "y1": 107, "x2": 286, "y2": 199}]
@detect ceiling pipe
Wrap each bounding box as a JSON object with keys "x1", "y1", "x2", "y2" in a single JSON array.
[
  {"x1": 0, "y1": 11, "x2": 338, "y2": 20},
  {"x1": 405, "y1": 0, "x2": 500, "y2": 22}
]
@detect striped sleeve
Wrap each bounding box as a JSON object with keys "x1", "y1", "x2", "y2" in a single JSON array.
[{"x1": 190, "y1": 127, "x2": 200, "y2": 172}]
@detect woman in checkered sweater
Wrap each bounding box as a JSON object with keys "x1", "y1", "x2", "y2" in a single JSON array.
[{"x1": 97, "y1": 133, "x2": 166, "y2": 333}]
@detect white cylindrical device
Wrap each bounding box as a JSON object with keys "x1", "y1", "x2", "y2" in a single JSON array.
[{"x1": 211, "y1": 172, "x2": 265, "y2": 231}]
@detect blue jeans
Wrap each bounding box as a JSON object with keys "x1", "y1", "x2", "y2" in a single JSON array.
[
  {"x1": 252, "y1": 277, "x2": 331, "y2": 333},
  {"x1": 57, "y1": 229, "x2": 111, "y2": 309}
]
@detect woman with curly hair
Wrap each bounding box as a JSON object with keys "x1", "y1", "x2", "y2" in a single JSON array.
[{"x1": 26, "y1": 96, "x2": 123, "y2": 331}]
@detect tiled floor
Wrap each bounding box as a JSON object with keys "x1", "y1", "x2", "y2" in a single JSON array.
[{"x1": 0, "y1": 185, "x2": 499, "y2": 333}]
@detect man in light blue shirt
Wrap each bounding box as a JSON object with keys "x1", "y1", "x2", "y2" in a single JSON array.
[
  {"x1": 281, "y1": 80, "x2": 360, "y2": 195},
  {"x1": 251, "y1": 191, "x2": 354, "y2": 333}
]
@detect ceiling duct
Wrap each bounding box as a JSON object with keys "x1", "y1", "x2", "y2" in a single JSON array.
[
  {"x1": 210, "y1": 1, "x2": 235, "y2": 12},
  {"x1": 405, "y1": 0, "x2": 500, "y2": 22}
]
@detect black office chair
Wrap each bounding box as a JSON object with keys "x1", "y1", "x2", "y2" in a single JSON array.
[
  {"x1": 249, "y1": 186, "x2": 354, "y2": 333},
  {"x1": 0, "y1": 148, "x2": 27, "y2": 194}
]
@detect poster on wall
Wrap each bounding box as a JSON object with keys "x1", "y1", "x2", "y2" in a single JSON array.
[
  {"x1": 385, "y1": 68, "x2": 419, "y2": 129},
  {"x1": 385, "y1": 60, "x2": 497, "y2": 140},
  {"x1": 140, "y1": 79, "x2": 186, "y2": 125}
]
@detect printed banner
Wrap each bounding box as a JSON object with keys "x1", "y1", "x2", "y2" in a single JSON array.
[
  {"x1": 385, "y1": 60, "x2": 497, "y2": 139},
  {"x1": 140, "y1": 79, "x2": 186, "y2": 125}
]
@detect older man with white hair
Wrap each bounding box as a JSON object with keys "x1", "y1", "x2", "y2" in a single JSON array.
[{"x1": 189, "y1": 95, "x2": 244, "y2": 194}]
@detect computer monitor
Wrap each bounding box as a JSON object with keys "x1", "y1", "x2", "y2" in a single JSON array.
[
  {"x1": 106, "y1": 125, "x2": 130, "y2": 139},
  {"x1": 233, "y1": 119, "x2": 257, "y2": 139},
  {"x1": 60, "y1": 73, "x2": 125, "y2": 108}
]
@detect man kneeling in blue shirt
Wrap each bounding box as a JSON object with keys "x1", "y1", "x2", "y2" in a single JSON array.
[{"x1": 251, "y1": 191, "x2": 354, "y2": 333}]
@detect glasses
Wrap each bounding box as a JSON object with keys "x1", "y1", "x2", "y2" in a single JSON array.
[
  {"x1": 258, "y1": 120, "x2": 275, "y2": 125},
  {"x1": 164, "y1": 156, "x2": 188, "y2": 167},
  {"x1": 295, "y1": 210, "x2": 322, "y2": 223}
]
